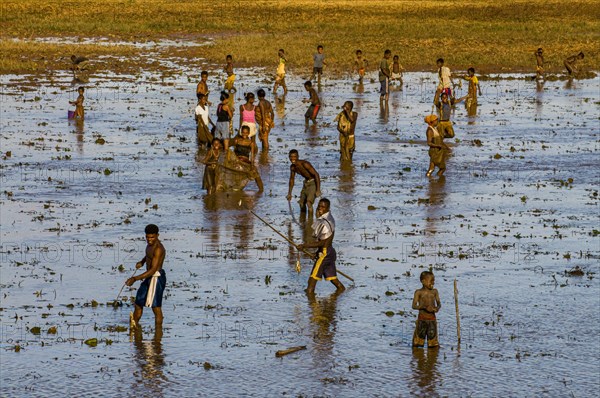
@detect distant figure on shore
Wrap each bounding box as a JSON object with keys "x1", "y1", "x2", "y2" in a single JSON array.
[
  {"x1": 70, "y1": 55, "x2": 89, "y2": 74},
  {"x1": 354, "y1": 49, "x2": 368, "y2": 83},
  {"x1": 534, "y1": 48, "x2": 545, "y2": 80},
  {"x1": 69, "y1": 86, "x2": 85, "y2": 120},
  {"x1": 273, "y1": 49, "x2": 288, "y2": 95},
  {"x1": 564, "y1": 52, "x2": 584, "y2": 75}
]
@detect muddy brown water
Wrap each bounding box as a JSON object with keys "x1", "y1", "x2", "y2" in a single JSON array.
[{"x1": 1, "y1": 68, "x2": 599, "y2": 397}]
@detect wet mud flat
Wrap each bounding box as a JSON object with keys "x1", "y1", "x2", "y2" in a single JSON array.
[{"x1": 1, "y1": 67, "x2": 599, "y2": 397}]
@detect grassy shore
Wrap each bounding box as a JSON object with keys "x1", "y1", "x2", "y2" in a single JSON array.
[{"x1": 1, "y1": 0, "x2": 599, "y2": 75}]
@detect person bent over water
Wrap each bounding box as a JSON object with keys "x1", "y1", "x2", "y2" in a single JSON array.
[
  {"x1": 412, "y1": 271, "x2": 441, "y2": 348},
  {"x1": 564, "y1": 52, "x2": 584, "y2": 75},
  {"x1": 126, "y1": 224, "x2": 167, "y2": 328},
  {"x1": 298, "y1": 198, "x2": 345, "y2": 295},
  {"x1": 287, "y1": 149, "x2": 321, "y2": 218}
]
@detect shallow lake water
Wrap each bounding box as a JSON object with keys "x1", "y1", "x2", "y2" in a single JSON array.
[{"x1": 1, "y1": 67, "x2": 599, "y2": 397}]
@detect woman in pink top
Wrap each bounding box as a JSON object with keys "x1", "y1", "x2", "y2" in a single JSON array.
[{"x1": 239, "y1": 92, "x2": 257, "y2": 140}]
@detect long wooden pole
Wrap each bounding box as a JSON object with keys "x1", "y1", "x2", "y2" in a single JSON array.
[
  {"x1": 454, "y1": 279, "x2": 461, "y2": 345},
  {"x1": 250, "y1": 210, "x2": 354, "y2": 282}
]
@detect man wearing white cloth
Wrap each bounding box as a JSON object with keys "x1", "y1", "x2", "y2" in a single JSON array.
[
  {"x1": 298, "y1": 198, "x2": 345, "y2": 295},
  {"x1": 126, "y1": 224, "x2": 167, "y2": 328}
]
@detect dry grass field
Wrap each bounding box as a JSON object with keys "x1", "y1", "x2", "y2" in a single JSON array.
[{"x1": 1, "y1": 0, "x2": 598, "y2": 75}]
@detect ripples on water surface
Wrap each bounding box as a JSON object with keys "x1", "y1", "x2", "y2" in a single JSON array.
[{"x1": 1, "y1": 69, "x2": 599, "y2": 397}]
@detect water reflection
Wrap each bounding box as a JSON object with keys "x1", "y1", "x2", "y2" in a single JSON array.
[
  {"x1": 132, "y1": 326, "x2": 167, "y2": 396},
  {"x1": 201, "y1": 192, "x2": 257, "y2": 261},
  {"x1": 409, "y1": 347, "x2": 440, "y2": 397},
  {"x1": 69, "y1": 119, "x2": 85, "y2": 154},
  {"x1": 424, "y1": 176, "x2": 447, "y2": 236},
  {"x1": 466, "y1": 103, "x2": 478, "y2": 125},
  {"x1": 564, "y1": 77, "x2": 575, "y2": 90},
  {"x1": 202, "y1": 193, "x2": 221, "y2": 249},
  {"x1": 274, "y1": 94, "x2": 286, "y2": 121},
  {"x1": 379, "y1": 100, "x2": 389, "y2": 123},
  {"x1": 308, "y1": 291, "x2": 340, "y2": 363},
  {"x1": 535, "y1": 80, "x2": 544, "y2": 117}
]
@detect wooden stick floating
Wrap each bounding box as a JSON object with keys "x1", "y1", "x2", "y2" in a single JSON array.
[{"x1": 275, "y1": 345, "x2": 306, "y2": 357}]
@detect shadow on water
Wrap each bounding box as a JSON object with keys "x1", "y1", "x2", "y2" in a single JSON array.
[{"x1": 424, "y1": 176, "x2": 448, "y2": 237}]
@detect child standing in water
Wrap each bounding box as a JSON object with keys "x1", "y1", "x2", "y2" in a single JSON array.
[
  {"x1": 412, "y1": 271, "x2": 441, "y2": 348},
  {"x1": 391, "y1": 55, "x2": 404, "y2": 87},
  {"x1": 424, "y1": 114, "x2": 446, "y2": 177},
  {"x1": 303, "y1": 81, "x2": 321, "y2": 126},
  {"x1": 224, "y1": 54, "x2": 236, "y2": 91},
  {"x1": 457, "y1": 67, "x2": 482, "y2": 111},
  {"x1": 69, "y1": 87, "x2": 85, "y2": 120},
  {"x1": 335, "y1": 101, "x2": 358, "y2": 161},
  {"x1": 354, "y1": 50, "x2": 368, "y2": 82},
  {"x1": 202, "y1": 138, "x2": 222, "y2": 195},
  {"x1": 273, "y1": 49, "x2": 288, "y2": 95},
  {"x1": 436, "y1": 58, "x2": 453, "y2": 97},
  {"x1": 255, "y1": 89, "x2": 275, "y2": 151},
  {"x1": 534, "y1": 48, "x2": 544, "y2": 80}
]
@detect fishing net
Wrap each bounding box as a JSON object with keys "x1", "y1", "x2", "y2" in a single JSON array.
[{"x1": 215, "y1": 150, "x2": 259, "y2": 192}]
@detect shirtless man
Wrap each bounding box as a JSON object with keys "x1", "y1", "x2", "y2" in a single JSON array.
[
  {"x1": 287, "y1": 149, "x2": 321, "y2": 218},
  {"x1": 126, "y1": 224, "x2": 167, "y2": 328},
  {"x1": 298, "y1": 198, "x2": 345, "y2": 294}
]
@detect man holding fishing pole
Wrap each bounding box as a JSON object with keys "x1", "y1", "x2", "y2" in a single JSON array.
[
  {"x1": 125, "y1": 224, "x2": 167, "y2": 328},
  {"x1": 298, "y1": 198, "x2": 345, "y2": 295}
]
